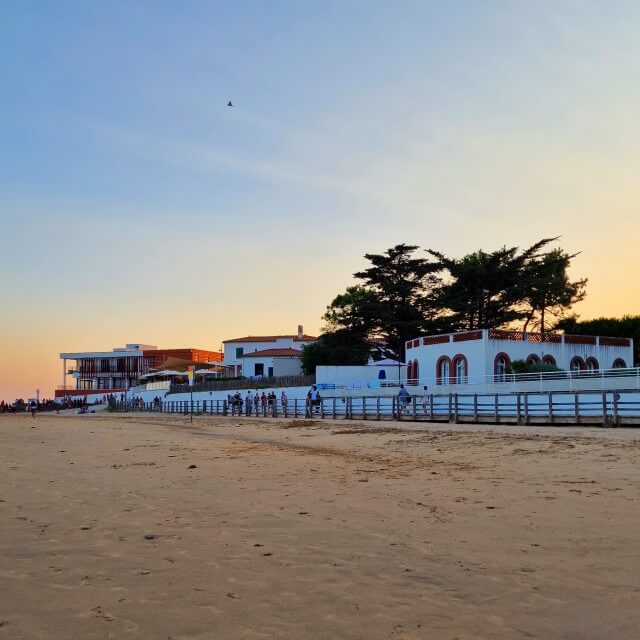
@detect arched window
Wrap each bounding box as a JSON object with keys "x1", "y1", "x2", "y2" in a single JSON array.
[
  {"x1": 526, "y1": 354, "x2": 540, "y2": 364},
  {"x1": 585, "y1": 357, "x2": 599, "y2": 372},
  {"x1": 494, "y1": 353, "x2": 511, "y2": 381},
  {"x1": 407, "y1": 360, "x2": 419, "y2": 385},
  {"x1": 542, "y1": 355, "x2": 556, "y2": 366},
  {"x1": 436, "y1": 356, "x2": 451, "y2": 385},
  {"x1": 570, "y1": 356, "x2": 585, "y2": 372},
  {"x1": 413, "y1": 359, "x2": 419, "y2": 385},
  {"x1": 452, "y1": 354, "x2": 468, "y2": 384},
  {"x1": 612, "y1": 358, "x2": 627, "y2": 369}
]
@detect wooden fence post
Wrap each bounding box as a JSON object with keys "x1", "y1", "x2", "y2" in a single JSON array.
[
  {"x1": 494, "y1": 394, "x2": 499, "y2": 424},
  {"x1": 473, "y1": 393, "x2": 478, "y2": 423},
  {"x1": 548, "y1": 393, "x2": 554, "y2": 424}
]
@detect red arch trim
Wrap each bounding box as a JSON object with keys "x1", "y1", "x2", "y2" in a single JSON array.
[
  {"x1": 435, "y1": 355, "x2": 451, "y2": 385},
  {"x1": 585, "y1": 357, "x2": 599, "y2": 371},
  {"x1": 570, "y1": 356, "x2": 586, "y2": 371},
  {"x1": 451, "y1": 354, "x2": 468, "y2": 384},
  {"x1": 494, "y1": 352, "x2": 511, "y2": 375}
]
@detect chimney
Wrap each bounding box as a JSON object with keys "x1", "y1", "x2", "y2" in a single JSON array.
[{"x1": 297, "y1": 325, "x2": 304, "y2": 340}]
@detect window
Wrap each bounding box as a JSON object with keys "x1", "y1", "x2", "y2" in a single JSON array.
[
  {"x1": 236, "y1": 347, "x2": 244, "y2": 359},
  {"x1": 494, "y1": 353, "x2": 511, "y2": 380},
  {"x1": 585, "y1": 357, "x2": 599, "y2": 372},
  {"x1": 436, "y1": 357, "x2": 451, "y2": 385},
  {"x1": 542, "y1": 355, "x2": 556, "y2": 366},
  {"x1": 612, "y1": 358, "x2": 626, "y2": 369},
  {"x1": 268, "y1": 366, "x2": 274, "y2": 378},
  {"x1": 526, "y1": 354, "x2": 540, "y2": 364},
  {"x1": 453, "y1": 354, "x2": 468, "y2": 384},
  {"x1": 254, "y1": 363, "x2": 264, "y2": 377},
  {"x1": 570, "y1": 356, "x2": 585, "y2": 372}
]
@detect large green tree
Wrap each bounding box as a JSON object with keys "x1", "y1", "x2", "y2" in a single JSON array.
[
  {"x1": 520, "y1": 248, "x2": 587, "y2": 332},
  {"x1": 299, "y1": 329, "x2": 371, "y2": 375},
  {"x1": 426, "y1": 238, "x2": 574, "y2": 330},
  {"x1": 326, "y1": 244, "x2": 443, "y2": 360}
]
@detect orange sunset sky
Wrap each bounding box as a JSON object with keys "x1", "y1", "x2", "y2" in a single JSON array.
[{"x1": 1, "y1": 2, "x2": 639, "y2": 401}]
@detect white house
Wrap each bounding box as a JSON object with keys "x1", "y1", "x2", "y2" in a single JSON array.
[
  {"x1": 405, "y1": 329, "x2": 634, "y2": 387},
  {"x1": 222, "y1": 326, "x2": 317, "y2": 378}
]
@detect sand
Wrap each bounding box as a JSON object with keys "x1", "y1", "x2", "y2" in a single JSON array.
[{"x1": 1, "y1": 413, "x2": 639, "y2": 640}]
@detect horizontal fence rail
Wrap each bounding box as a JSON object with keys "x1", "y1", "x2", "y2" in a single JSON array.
[{"x1": 110, "y1": 389, "x2": 640, "y2": 426}]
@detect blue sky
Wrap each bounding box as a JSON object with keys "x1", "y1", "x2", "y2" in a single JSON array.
[{"x1": 1, "y1": 1, "x2": 640, "y2": 398}]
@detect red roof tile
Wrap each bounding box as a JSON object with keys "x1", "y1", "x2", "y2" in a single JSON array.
[
  {"x1": 223, "y1": 335, "x2": 317, "y2": 343},
  {"x1": 241, "y1": 348, "x2": 303, "y2": 358}
]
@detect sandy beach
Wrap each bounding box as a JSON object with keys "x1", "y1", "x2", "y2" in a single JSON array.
[{"x1": 1, "y1": 413, "x2": 639, "y2": 639}]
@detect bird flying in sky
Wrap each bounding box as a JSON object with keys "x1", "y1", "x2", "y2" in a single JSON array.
[{"x1": 227, "y1": 101, "x2": 233, "y2": 107}]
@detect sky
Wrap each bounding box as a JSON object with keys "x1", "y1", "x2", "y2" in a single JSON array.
[{"x1": 1, "y1": 1, "x2": 639, "y2": 400}]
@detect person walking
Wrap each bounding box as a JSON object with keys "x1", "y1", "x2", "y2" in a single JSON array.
[
  {"x1": 29, "y1": 399, "x2": 37, "y2": 419},
  {"x1": 280, "y1": 390, "x2": 288, "y2": 415},
  {"x1": 307, "y1": 385, "x2": 321, "y2": 416},
  {"x1": 253, "y1": 392, "x2": 260, "y2": 416},
  {"x1": 245, "y1": 391, "x2": 253, "y2": 416},
  {"x1": 398, "y1": 384, "x2": 410, "y2": 414},
  {"x1": 419, "y1": 385, "x2": 429, "y2": 415}
]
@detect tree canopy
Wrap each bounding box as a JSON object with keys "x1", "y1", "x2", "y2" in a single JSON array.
[
  {"x1": 310, "y1": 238, "x2": 588, "y2": 363},
  {"x1": 557, "y1": 316, "x2": 640, "y2": 366}
]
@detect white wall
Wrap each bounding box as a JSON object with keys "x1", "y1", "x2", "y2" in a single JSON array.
[
  {"x1": 408, "y1": 331, "x2": 634, "y2": 387},
  {"x1": 223, "y1": 338, "x2": 312, "y2": 372},
  {"x1": 316, "y1": 365, "x2": 405, "y2": 385}
]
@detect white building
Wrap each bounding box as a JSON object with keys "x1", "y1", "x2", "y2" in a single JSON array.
[
  {"x1": 405, "y1": 329, "x2": 634, "y2": 386},
  {"x1": 222, "y1": 326, "x2": 317, "y2": 378},
  {"x1": 59, "y1": 344, "x2": 157, "y2": 393}
]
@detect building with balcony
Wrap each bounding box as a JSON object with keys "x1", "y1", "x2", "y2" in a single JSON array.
[
  {"x1": 58, "y1": 343, "x2": 222, "y2": 398},
  {"x1": 404, "y1": 329, "x2": 634, "y2": 386}
]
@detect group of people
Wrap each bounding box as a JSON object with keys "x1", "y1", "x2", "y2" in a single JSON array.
[
  {"x1": 227, "y1": 390, "x2": 289, "y2": 416},
  {"x1": 397, "y1": 384, "x2": 429, "y2": 413},
  {"x1": 1, "y1": 398, "x2": 60, "y2": 414}
]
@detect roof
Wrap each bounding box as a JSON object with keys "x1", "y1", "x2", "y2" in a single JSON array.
[
  {"x1": 241, "y1": 348, "x2": 303, "y2": 358},
  {"x1": 223, "y1": 334, "x2": 317, "y2": 343}
]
